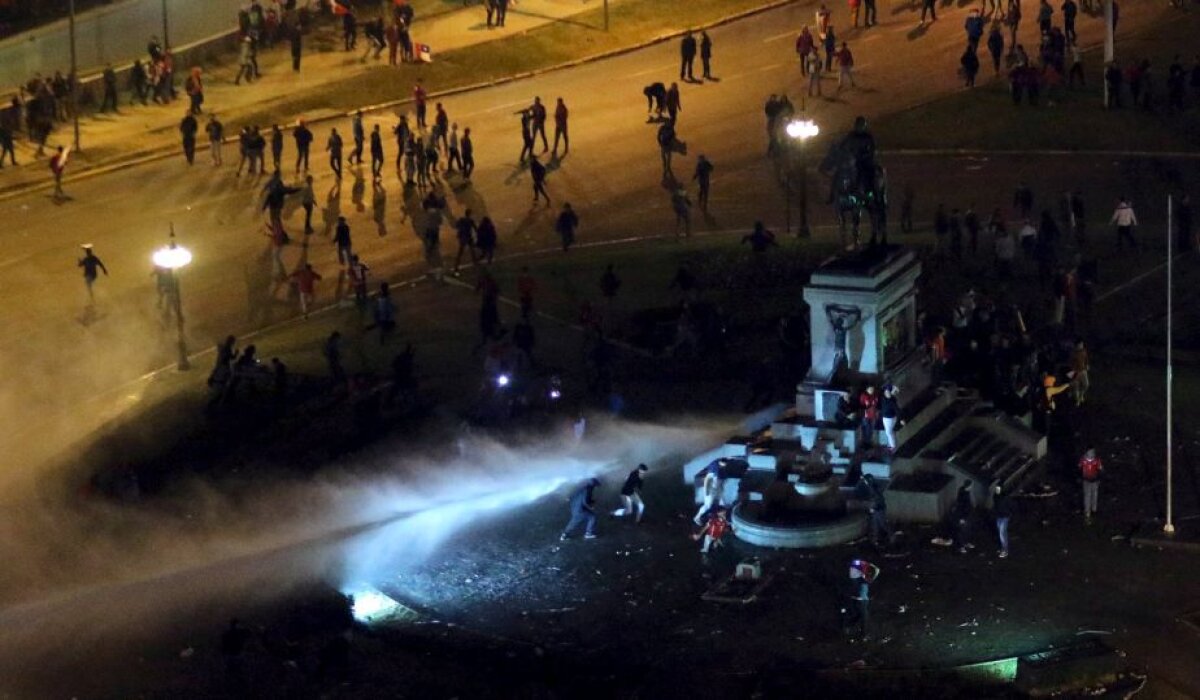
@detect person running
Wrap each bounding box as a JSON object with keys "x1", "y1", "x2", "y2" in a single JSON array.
[
  {"x1": 560, "y1": 478, "x2": 601, "y2": 541},
  {"x1": 327, "y1": 127, "x2": 344, "y2": 180},
  {"x1": 611, "y1": 463, "x2": 649, "y2": 522},
  {"x1": 78, "y1": 244, "x2": 108, "y2": 303},
  {"x1": 290, "y1": 263, "x2": 322, "y2": 318},
  {"x1": 529, "y1": 155, "x2": 550, "y2": 206}
]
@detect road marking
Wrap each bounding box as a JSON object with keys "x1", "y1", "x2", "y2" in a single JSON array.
[
  {"x1": 0, "y1": 252, "x2": 33, "y2": 270},
  {"x1": 763, "y1": 30, "x2": 796, "y2": 43},
  {"x1": 757, "y1": 63, "x2": 785, "y2": 73},
  {"x1": 628, "y1": 63, "x2": 675, "y2": 78}
]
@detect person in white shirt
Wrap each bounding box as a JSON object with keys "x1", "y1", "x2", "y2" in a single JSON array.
[{"x1": 1110, "y1": 196, "x2": 1138, "y2": 250}]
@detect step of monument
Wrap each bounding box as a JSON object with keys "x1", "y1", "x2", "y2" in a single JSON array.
[
  {"x1": 997, "y1": 455, "x2": 1037, "y2": 490},
  {"x1": 961, "y1": 444, "x2": 1020, "y2": 479},
  {"x1": 895, "y1": 397, "x2": 977, "y2": 459},
  {"x1": 953, "y1": 431, "x2": 1002, "y2": 465},
  {"x1": 926, "y1": 425, "x2": 986, "y2": 462}
]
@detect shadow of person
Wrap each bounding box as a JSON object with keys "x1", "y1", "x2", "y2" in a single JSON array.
[
  {"x1": 372, "y1": 182, "x2": 388, "y2": 237},
  {"x1": 321, "y1": 183, "x2": 341, "y2": 237},
  {"x1": 504, "y1": 162, "x2": 528, "y2": 187},
  {"x1": 704, "y1": 76, "x2": 722, "y2": 83},
  {"x1": 352, "y1": 170, "x2": 366, "y2": 212},
  {"x1": 907, "y1": 24, "x2": 931, "y2": 41},
  {"x1": 244, "y1": 245, "x2": 277, "y2": 326}
]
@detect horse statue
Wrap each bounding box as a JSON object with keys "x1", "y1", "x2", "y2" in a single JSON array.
[{"x1": 820, "y1": 116, "x2": 888, "y2": 250}]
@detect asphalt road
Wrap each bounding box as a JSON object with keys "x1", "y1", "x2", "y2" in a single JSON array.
[{"x1": 0, "y1": 2, "x2": 1167, "y2": 477}]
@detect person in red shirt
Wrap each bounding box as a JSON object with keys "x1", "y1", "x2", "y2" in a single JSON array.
[
  {"x1": 552, "y1": 97, "x2": 569, "y2": 156},
  {"x1": 1079, "y1": 447, "x2": 1103, "y2": 523},
  {"x1": 836, "y1": 42, "x2": 856, "y2": 93},
  {"x1": 49, "y1": 146, "x2": 68, "y2": 199},
  {"x1": 796, "y1": 26, "x2": 815, "y2": 76},
  {"x1": 413, "y1": 80, "x2": 428, "y2": 129},
  {"x1": 693, "y1": 507, "x2": 733, "y2": 553},
  {"x1": 858, "y1": 385, "x2": 879, "y2": 448},
  {"x1": 290, "y1": 263, "x2": 322, "y2": 318}
]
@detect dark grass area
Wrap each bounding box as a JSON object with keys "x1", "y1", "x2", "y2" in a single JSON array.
[{"x1": 875, "y1": 10, "x2": 1200, "y2": 152}]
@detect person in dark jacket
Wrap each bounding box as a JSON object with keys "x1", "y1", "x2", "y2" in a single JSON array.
[
  {"x1": 991, "y1": 482, "x2": 1012, "y2": 558},
  {"x1": 953, "y1": 481, "x2": 975, "y2": 553},
  {"x1": 560, "y1": 478, "x2": 601, "y2": 540},
  {"x1": 180, "y1": 111, "x2": 198, "y2": 164},
  {"x1": 611, "y1": 464, "x2": 649, "y2": 522},
  {"x1": 962, "y1": 48, "x2": 981, "y2": 88},
  {"x1": 699, "y1": 31, "x2": 714, "y2": 80},
  {"x1": 680, "y1": 30, "x2": 697, "y2": 81},
  {"x1": 861, "y1": 474, "x2": 893, "y2": 547}
]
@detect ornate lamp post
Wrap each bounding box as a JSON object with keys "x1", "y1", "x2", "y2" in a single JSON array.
[{"x1": 786, "y1": 118, "x2": 820, "y2": 239}]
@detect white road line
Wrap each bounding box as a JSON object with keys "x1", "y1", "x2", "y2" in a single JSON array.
[
  {"x1": 628, "y1": 63, "x2": 675, "y2": 78},
  {"x1": 756, "y1": 63, "x2": 785, "y2": 73},
  {"x1": 0, "y1": 252, "x2": 33, "y2": 270},
  {"x1": 763, "y1": 30, "x2": 796, "y2": 43}
]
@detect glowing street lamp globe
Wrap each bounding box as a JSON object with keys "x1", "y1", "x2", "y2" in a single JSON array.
[
  {"x1": 786, "y1": 118, "x2": 820, "y2": 141},
  {"x1": 152, "y1": 241, "x2": 192, "y2": 270}
]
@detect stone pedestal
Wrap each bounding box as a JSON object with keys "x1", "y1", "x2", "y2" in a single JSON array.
[{"x1": 797, "y1": 246, "x2": 922, "y2": 414}]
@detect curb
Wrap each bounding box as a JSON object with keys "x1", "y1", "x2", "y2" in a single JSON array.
[
  {"x1": 882, "y1": 148, "x2": 1200, "y2": 159},
  {"x1": 0, "y1": 0, "x2": 798, "y2": 204}
]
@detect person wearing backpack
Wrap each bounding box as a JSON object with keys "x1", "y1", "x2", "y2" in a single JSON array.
[{"x1": 1079, "y1": 447, "x2": 1103, "y2": 524}]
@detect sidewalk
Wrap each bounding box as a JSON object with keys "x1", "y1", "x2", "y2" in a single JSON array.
[{"x1": 0, "y1": 0, "x2": 623, "y2": 196}]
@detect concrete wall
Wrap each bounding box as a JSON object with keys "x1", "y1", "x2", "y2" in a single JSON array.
[{"x1": 0, "y1": 0, "x2": 254, "y2": 88}]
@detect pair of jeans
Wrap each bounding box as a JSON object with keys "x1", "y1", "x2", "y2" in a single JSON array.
[{"x1": 562, "y1": 509, "x2": 596, "y2": 537}]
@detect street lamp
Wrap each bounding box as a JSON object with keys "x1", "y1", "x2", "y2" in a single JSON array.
[
  {"x1": 152, "y1": 226, "x2": 193, "y2": 370},
  {"x1": 786, "y1": 118, "x2": 820, "y2": 239}
]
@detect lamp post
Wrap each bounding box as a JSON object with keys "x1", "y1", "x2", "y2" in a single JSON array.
[
  {"x1": 1165, "y1": 194, "x2": 1175, "y2": 535},
  {"x1": 786, "y1": 118, "x2": 820, "y2": 239},
  {"x1": 162, "y1": 0, "x2": 171, "y2": 50},
  {"x1": 68, "y1": 0, "x2": 80, "y2": 151},
  {"x1": 152, "y1": 226, "x2": 193, "y2": 370}
]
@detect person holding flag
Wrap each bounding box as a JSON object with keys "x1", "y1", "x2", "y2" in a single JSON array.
[{"x1": 50, "y1": 145, "x2": 70, "y2": 199}]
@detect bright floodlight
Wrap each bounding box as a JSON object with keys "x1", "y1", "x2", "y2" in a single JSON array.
[
  {"x1": 344, "y1": 584, "x2": 403, "y2": 624},
  {"x1": 152, "y1": 243, "x2": 193, "y2": 270},
  {"x1": 786, "y1": 119, "x2": 819, "y2": 141},
  {"x1": 496, "y1": 374, "x2": 511, "y2": 388}
]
